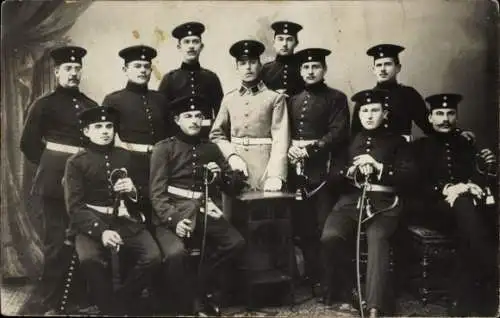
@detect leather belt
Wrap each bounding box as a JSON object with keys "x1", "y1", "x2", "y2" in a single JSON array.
[
  {"x1": 292, "y1": 139, "x2": 318, "y2": 147},
  {"x1": 201, "y1": 119, "x2": 212, "y2": 127},
  {"x1": 167, "y1": 186, "x2": 203, "y2": 199},
  {"x1": 361, "y1": 184, "x2": 396, "y2": 192},
  {"x1": 46, "y1": 141, "x2": 83, "y2": 154},
  {"x1": 120, "y1": 141, "x2": 154, "y2": 153},
  {"x1": 86, "y1": 203, "x2": 131, "y2": 218},
  {"x1": 231, "y1": 137, "x2": 273, "y2": 146}
]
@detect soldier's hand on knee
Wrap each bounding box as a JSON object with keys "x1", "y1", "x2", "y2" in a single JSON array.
[
  {"x1": 102, "y1": 230, "x2": 123, "y2": 249},
  {"x1": 176, "y1": 219, "x2": 192, "y2": 238}
]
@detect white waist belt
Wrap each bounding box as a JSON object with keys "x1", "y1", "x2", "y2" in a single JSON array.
[
  {"x1": 401, "y1": 135, "x2": 413, "y2": 142},
  {"x1": 86, "y1": 203, "x2": 132, "y2": 218},
  {"x1": 167, "y1": 186, "x2": 203, "y2": 199},
  {"x1": 231, "y1": 137, "x2": 273, "y2": 145},
  {"x1": 356, "y1": 184, "x2": 395, "y2": 192},
  {"x1": 201, "y1": 119, "x2": 212, "y2": 127},
  {"x1": 292, "y1": 139, "x2": 318, "y2": 147},
  {"x1": 120, "y1": 141, "x2": 154, "y2": 153},
  {"x1": 46, "y1": 142, "x2": 83, "y2": 154}
]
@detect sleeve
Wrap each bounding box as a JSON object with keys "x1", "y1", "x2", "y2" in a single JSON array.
[
  {"x1": 20, "y1": 98, "x2": 46, "y2": 165},
  {"x1": 378, "y1": 138, "x2": 418, "y2": 191},
  {"x1": 101, "y1": 94, "x2": 115, "y2": 107},
  {"x1": 209, "y1": 96, "x2": 236, "y2": 159},
  {"x1": 211, "y1": 74, "x2": 224, "y2": 119},
  {"x1": 64, "y1": 157, "x2": 109, "y2": 242},
  {"x1": 214, "y1": 145, "x2": 247, "y2": 196},
  {"x1": 310, "y1": 92, "x2": 350, "y2": 158},
  {"x1": 411, "y1": 138, "x2": 448, "y2": 199},
  {"x1": 265, "y1": 93, "x2": 290, "y2": 181},
  {"x1": 149, "y1": 142, "x2": 182, "y2": 230},
  {"x1": 158, "y1": 73, "x2": 172, "y2": 101},
  {"x1": 408, "y1": 87, "x2": 434, "y2": 135}
]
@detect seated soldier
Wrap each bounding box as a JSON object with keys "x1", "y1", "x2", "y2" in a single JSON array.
[
  {"x1": 412, "y1": 94, "x2": 497, "y2": 317},
  {"x1": 321, "y1": 89, "x2": 417, "y2": 318},
  {"x1": 63, "y1": 106, "x2": 162, "y2": 315},
  {"x1": 150, "y1": 95, "x2": 245, "y2": 317}
]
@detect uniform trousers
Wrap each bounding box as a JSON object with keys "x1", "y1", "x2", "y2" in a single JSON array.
[{"x1": 321, "y1": 193, "x2": 400, "y2": 311}]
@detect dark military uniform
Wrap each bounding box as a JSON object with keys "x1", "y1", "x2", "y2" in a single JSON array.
[
  {"x1": 261, "y1": 21, "x2": 304, "y2": 96},
  {"x1": 64, "y1": 107, "x2": 161, "y2": 315},
  {"x1": 261, "y1": 55, "x2": 303, "y2": 96},
  {"x1": 150, "y1": 96, "x2": 244, "y2": 315},
  {"x1": 20, "y1": 46, "x2": 98, "y2": 310},
  {"x1": 411, "y1": 94, "x2": 497, "y2": 316},
  {"x1": 102, "y1": 83, "x2": 169, "y2": 224},
  {"x1": 287, "y1": 48, "x2": 350, "y2": 287},
  {"x1": 158, "y1": 22, "x2": 224, "y2": 138},
  {"x1": 321, "y1": 90, "x2": 416, "y2": 313}
]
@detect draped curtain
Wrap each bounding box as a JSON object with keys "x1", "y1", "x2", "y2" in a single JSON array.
[{"x1": 1, "y1": 0, "x2": 93, "y2": 279}]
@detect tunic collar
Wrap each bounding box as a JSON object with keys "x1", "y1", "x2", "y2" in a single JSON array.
[
  {"x1": 55, "y1": 85, "x2": 81, "y2": 97},
  {"x1": 304, "y1": 81, "x2": 327, "y2": 93},
  {"x1": 239, "y1": 80, "x2": 266, "y2": 96},
  {"x1": 176, "y1": 131, "x2": 202, "y2": 145},
  {"x1": 181, "y1": 61, "x2": 201, "y2": 71},
  {"x1": 126, "y1": 81, "x2": 149, "y2": 94},
  {"x1": 375, "y1": 80, "x2": 399, "y2": 90}
]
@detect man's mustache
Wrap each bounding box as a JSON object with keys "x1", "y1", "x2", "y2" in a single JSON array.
[{"x1": 438, "y1": 122, "x2": 451, "y2": 127}]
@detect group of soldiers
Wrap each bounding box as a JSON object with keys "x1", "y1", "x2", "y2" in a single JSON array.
[{"x1": 20, "y1": 20, "x2": 497, "y2": 317}]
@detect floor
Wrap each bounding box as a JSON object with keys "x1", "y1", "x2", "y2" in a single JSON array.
[{"x1": 1, "y1": 281, "x2": 450, "y2": 317}]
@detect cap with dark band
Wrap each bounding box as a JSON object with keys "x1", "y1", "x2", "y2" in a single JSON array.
[
  {"x1": 118, "y1": 45, "x2": 157, "y2": 64},
  {"x1": 50, "y1": 46, "x2": 87, "y2": 66},
  {"x1": 229, "y1": 40, "x2": 265, "y2": 60},
  {"x1": 295, "y1": 48, "x2": 331, "y2": 65},
  {"x1": 170, "y1": 95, "x2": 209, "y2": 116},
  {"x1": 366, "y1": 44, "x2": 405, "y2": 63},
  {"x1": 352, "y1": 89, "x2": 390, "y2": 109},
  {"x1": 78, "y1": 106, "x2": 120, "y2": 128},
  {"x1": 172, "y1": 22, "x2": 205, "y2": 40},
  {"x1": 271, "y1": 21, "x2": 303, "y2": 37},
  {"x1": 425, "y1": 93, "x2": 462, "y2": 111}
]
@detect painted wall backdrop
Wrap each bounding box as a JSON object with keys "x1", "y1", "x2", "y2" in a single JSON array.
[{"x1": 68, "y1": 0, "x2": 497, "y2": 147}]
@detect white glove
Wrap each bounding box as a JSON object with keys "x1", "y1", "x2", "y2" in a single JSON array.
[
  {"x1": 263, "y1": 177, "x2": 283, "y2": 192},
  {"x1": 443, "y1": 183, "x2": 469, "y2": 207},
  {"x1": 228, "y1": 155, "x2": 248, "y2": 176}
]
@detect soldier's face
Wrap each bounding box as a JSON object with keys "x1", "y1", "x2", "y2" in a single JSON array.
[
  {"x1": 372, "y1": 57, "x2": 401, "y2": 82},
  {"x1": 55, "y1": 63, "x2": 82, "y2": 88},
  {"x1": 83, "y1": 121, "x2": 115, "y2": 145},
  {"x1": 300, "y1": 61, "x2": 326, "y2": 85},
  {"x1": 428, "y1": 108, "x2": 457, "y2": 133},
  {"x1": 123, "y1": 61, "x2": 152, "y2": 85},
  {"x1": 273, "y1": 35, "x2": 298, "y2": 56},
  {"x1": 236, "y1": 58, "x2": 261, "y2": 82},
  {"x1": 359, "y1": 103, "x2": 388, "y2": 130},
  {"x1": 178, "y1": 36, "x2": 203, "y2": 62},
  {"x1": 175, "y1": 110, "x2": 203, "y2": 136}
]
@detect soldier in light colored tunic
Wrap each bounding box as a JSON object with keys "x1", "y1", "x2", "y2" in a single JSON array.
[{"x1": 209, "y1": 40, "x2": 290, "y2": 192}]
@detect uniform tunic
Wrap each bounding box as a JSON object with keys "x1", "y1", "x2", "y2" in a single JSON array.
[
  {"x1": 102, "y1": 82, "x2": 169, "y2": 207},
  {"x1": 209, "y1": 81, "x2": 290, "y2": 190},
  {"x1": 261, "y1": 54, "x2": 304, "y2": 96},
  {"x1": 19, "y1": 85, "x2": 98, "y2": 310},
  {"x1": 150, "y1": 133, "x2": 244, "y2": 314},
  {"x1": 64, "y1": 144, "x2": 160, "y2": 315},
  {"x1": 158, "y1": 62, "x2": 223, "y2": 136},
  {"x1": 322, "y1": 128, "x2": 416, "y2": 311}
]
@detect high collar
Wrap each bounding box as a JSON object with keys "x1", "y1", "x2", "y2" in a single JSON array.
[
  {"x1": 86, "y1": 141, "x2": 114, "y2": 154},
  {"x1": 276, "y1": 54, "x2": 295, "y2": 64},
  {"x1": 430, "y1": 129, "x2": 460, "y2": 141},
  {"x1": 126, "y1": 81, "x2": 149, "y2": 94},
  {"x1": 305, "y1": 81, "x2": 327, "y2": 93},
  {"x1": 239, "y1": 80, "x2": 266, "y2": 95},
  {"x1": 181, "y1": 61, "x2": 201, "y2": 71},
  {"x1": 176, "y1": 131, "x2": 202, "y2": 145},
  {"x1": 375, "y1": 80, "x2": 399, "y2": 90},
  {"x1": 55, "y1": 85, "x2": 81, "y2": 97}
]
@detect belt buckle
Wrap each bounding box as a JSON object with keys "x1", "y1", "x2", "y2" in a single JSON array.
[{"x1": 243, "y1": 137, "x2": 249, "y2": 146}]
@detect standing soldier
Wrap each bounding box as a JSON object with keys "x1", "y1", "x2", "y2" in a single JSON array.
[
  {"x1": 412, "y1": 94, "x2": 497, "y2": 316},
  {"x1": 150, "y1": 95, "x2": 245, "y2": 316},
  {"x1": 102, "y1": 45, "x2": 169, "y2": 226},
  {"x1": 64, "y1": 107, "x2": 161, "y2": 315},
  {"x1": 321, "y1": 89, "x2": 416, "y2": 318},
  {"x1": 261, "y1": 21, "x2": 304, "y2": 96},
  {"x1": 20, "y1": 46, "x2": 98, "y2": 314},
  {"x1": 210, "y1": 39, "x2": 290, "y2": 194},
  {"x1": 158, "y1": 22, "x2": 224, "y2": 138},
  {"x1": 287, "y1": 48, "x2": 350, "y2": 296}
]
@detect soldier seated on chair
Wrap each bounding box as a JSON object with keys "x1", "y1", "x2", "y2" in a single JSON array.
[
  {"x1": 150, "y1": 95, "x2": 246, "y2": 317},
  {"x1": 63, "y1": 106, "x2": 161, "y2": 315},
  {"x1": 320, "y1": 89, "x2": 417, "y2": 318},
  {"x1": 411, "y1": 94, "x2": 497, "y2": 317}
]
